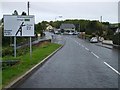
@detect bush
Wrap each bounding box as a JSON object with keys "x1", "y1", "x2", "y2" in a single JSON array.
[
  {"x1": 104, "y1": 35, "x2": 113, "y2": 40},
  {"x1": 2, "y1": 47, "x2": 13, "y2": 57},
  {"x1": 17, "y1": 47, "x2": 29, "y2": 56},
  {"x1": 112, "y1": 33, "x2": 120, "y2": 45},
  {"x1": 85, "y1": 34, "x2": 92, "y2": 39}
]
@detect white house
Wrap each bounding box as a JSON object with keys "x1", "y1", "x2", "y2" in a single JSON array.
[
  {"x1": 46, "y1": 24, "x2": 53, "y2": 31},
  {"x1": 60, "y1": 23, "x2": 75, "y2": 34}
]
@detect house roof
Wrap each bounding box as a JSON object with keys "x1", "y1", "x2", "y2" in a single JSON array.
[{"x1": 60, "y1": 23, "x2": 75, "y2": 29}]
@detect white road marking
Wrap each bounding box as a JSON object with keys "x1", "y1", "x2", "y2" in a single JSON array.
[
  {"x1": 74, "y1": 41, "x2": 99, "y2": 59},
  {"x1": 85, "y1": 47, "x2": 89, "y2": 51},
  {"x1": 75, "y1": 41, "x2": 81, "y2": 46},
  {"x1": 82, "y1": 45, "x2": 84, "y2": 47},
  {"x1": 75, "y1": 41, "x2": 77, "y2": 43},
  {"x1": 74, "y1": 41, "x2": 90, "y2": 51},
  {"x1": 104, "y1": 62, "x2": 120, "y2": 75},
  {"x1": 91, "y1": 52, "x2": 99, "y2": 58},
  {"x1": 73, "y1": 39, "x2": 119, "y2": 76}
]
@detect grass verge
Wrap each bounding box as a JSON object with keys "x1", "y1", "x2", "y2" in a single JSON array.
[{"x1": 2, "y1": 43, "x2": 61, "y2": 88}]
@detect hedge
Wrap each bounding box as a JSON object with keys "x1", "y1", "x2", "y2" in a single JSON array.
[{"x1": 112, "y1": 33, "x2": 120, "y2": 45}]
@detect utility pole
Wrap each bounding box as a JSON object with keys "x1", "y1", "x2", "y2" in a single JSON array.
[
  {"x1": 27, "y1": 1, "x2": 32, "y2": 59},
  {"x1": 28, "y1": 1, "x2": 30, "y2": 15},
  {"x1": 99, "y1": 16, "x2": 103, "y2": 42},
  {"x1": 100, "y1": 16, "x2": 102, "y2": 23},
  {"x1": 79, "y1": 24, "x2": 80, "y2": 32}
]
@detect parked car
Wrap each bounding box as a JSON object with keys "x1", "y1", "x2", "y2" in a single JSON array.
[
  {"x1": 90, "y1": 37, "x2": 98, "y2": 43},
  {"x1": 73, "y1": 31, "x2": 78, "y2": 35},
  {"x1": 54, "y1": 31, "x2": 60, "y2": 34},
  {"x1": 69, "y1": 32, "x2": 73, "y2": 35}
]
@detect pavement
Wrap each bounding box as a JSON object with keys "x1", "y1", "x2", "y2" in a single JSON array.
[
  {"x1": 16, "y1": 35, "x2": 119, "y2": 88},
  {"x1": 95, "y1": 43, "x2": 113, "y2": 49},
  {"x1": 102, "y1": 40, "x2": 113, "y2": 45},
  {"x1": 97, "y1": 40, "x2": 119, "y2": 49}
]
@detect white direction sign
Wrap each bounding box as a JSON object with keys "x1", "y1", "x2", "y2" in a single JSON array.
[{"x1": 4, "y1": 15, "x2": 35, "y2": 37}]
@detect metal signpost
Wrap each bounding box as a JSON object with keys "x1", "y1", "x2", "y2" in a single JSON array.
[
  {"x1": 4, "y1": 15, "x2": 35, "y2": 58},
  {"x1": 14, "y1": 36, "x2": 16, "y2": 57},
  {"x1": 29, "y1": 32, "x2": 32, "y2": 59}
]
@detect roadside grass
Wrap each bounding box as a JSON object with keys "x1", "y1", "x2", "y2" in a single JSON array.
[
  {"x1": 2, "y1": 42, "x2": 61, "y2": 87},
  {"x1": 85, "y1": 34, "x2": 92, "y2": 39},
  {"x1": 0, "y1": 71, "x2": 2, "y2": 90}
]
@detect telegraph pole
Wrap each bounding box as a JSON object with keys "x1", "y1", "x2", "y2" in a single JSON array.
[
  {"x1": 27, "y1": 1, "x2": 32, "y2": 59},
  {"x1": 28, "y1": 1, "x2": 30, "y2": 15},
  {"x1": 99, "y1": 16, "x2": 103, "y2": 42},
  {"x1": 79, "y1": 24, "x2": 80, "y2": 32},
  {"x1": 100, "y1": 16, "x2": 102, "y2": 23}
]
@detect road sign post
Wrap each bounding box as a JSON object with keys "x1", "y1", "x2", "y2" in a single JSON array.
[
  {"x1": 4, "y1": 15, "x2": 35, "y2": 57},
  {"x1": 30, "y1": 37, "x2": 32, "y2": 59}
]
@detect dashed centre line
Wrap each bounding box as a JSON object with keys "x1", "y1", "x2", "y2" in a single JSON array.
[
  {"x1": 74, "y1": 40, "x2": 99, "y2": 59},
  {"x1": 85, "y1": 47, "x2": 89, "y2": 51},
  {"x1": 82, "y1": 45, "x2": 84, "y2": 47},
  {"x1": 73, "y1": 39, "x2": 119, "y2": 75},
  {"x1": 91, "y1": 52, "x2": 100, "y2": 59},
  {"x1": 104, "y1": 62, "x2": 120, "y2": 76}
]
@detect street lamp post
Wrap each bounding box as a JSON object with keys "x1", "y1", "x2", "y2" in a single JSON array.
[
  {"x1": 55, "y1": 15, "x2": 62, "y2": 21},
  {"x1": 99, "y1": 16, "x2": 103, "y2": 42},
  {"x1": 100, "y1": 16, "x2": 102, "y2": 23}
]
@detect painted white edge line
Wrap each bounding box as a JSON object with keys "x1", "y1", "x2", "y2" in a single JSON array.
[
  {"x1": 91, "y1": 52, "x2": 99, "y2": 59},
  {"x1": 104, "y1": 62, "x2": 120, "y2": 76}
]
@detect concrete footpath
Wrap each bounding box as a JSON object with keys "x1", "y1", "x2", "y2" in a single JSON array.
[
  {"x1": 95, "y1": 43, "x2": 113, "y2": 49},
  {"x1": 94, "y1": 40, "x2": 119, "y2": 49},
  {"x1": 102, "y1": 40, "x2": 119, "y2": 49}
]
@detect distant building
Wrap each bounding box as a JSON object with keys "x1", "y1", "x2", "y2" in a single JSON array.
[
  {"x1": 60, "y1": 23, "x2": 75, "y2": 30},
  {"x1": 115, "y1": 28, "x2": 120, "y2": 33},
  {"x1": 46, "y1": 24, "x2": 53, "y2": 31},
  {"x1": 60, "y1": 23, "x2": 75, "y2": 34}
]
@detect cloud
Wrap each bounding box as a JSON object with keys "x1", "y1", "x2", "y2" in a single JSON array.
[
  {"x1": 0, "y1": 0, "x2": 119, "y2": 2},
  {"x1": 1, "y1": 2, "x2": 118, "y2": 23}
]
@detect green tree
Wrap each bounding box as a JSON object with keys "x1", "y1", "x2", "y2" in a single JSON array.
[
  {"x1": 12, "y1": 10, "x2": 18, "y2": 15},
  {"x1": 21, "y1": 11, "x2": 27, "y2": 15},
  {"x1": 41, "y1": 21, "x2": 48, "y2": 30},
  {"x1": 113, "y1": 33, "x2": 120, "y2": 45},
  {"x1": 35, "y1": 23, "x2": 42, "y2": 33},
  {"x1": 1, "y1": 18, "x2": 3, "y2": 23}
]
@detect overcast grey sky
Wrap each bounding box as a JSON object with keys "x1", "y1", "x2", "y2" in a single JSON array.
[{"x1": 0, "y1": 0, "x2": 119, "y2": 24}]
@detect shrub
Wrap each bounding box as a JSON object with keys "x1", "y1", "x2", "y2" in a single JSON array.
[
  {"x1": 112, "y1": 33, "x2": 120, "y2": 45},
  {"x1": 2, "y1": 47, "x2": 13, "y2": 57}
]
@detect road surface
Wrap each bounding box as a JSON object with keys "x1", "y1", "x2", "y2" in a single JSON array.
[{"x1": 18, "y1": 35, "x2": 119, "y2": 88}]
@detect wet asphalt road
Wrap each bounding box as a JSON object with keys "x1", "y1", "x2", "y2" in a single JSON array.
[{"x1": 18, "y1": 35, "x2": 119, "y2": 88}]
